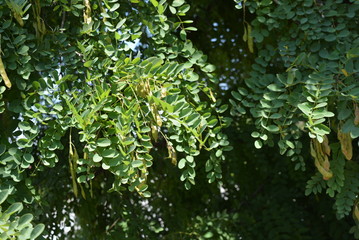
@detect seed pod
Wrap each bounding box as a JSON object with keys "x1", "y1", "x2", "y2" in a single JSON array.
[
  {"x1": 151, "y1": 124, "x2": 158, "y2": 142},
  {"x1": 354, "y1": 204, "x2": 359, "y2": 221},
  {"x1": 247, "y1": 23, "x2": 254, "y2": 53},
  {"x1": 136, "y1": 81, "x2": 151, "y2": 98},
  {"x1": 310, "y1": 140, "x2": 317, "y2": 159},
  {"x1": 242, "y1": 25, "x2": 248, "y2": 42},
  {"x1": 83, "y1": 0, "x2": 92, "y2": 24},
  {"x1": 150, "y1": 104, "x2": 162, "y2": 127},
  {"x1": 311, "y1": 139, "x2": 333, "y2": 180},
  {"x1": 341, "y1": 69, "x2": 349, "y2": 77},
  {"x1": 161, "y1": 87, "x2": 167, "y2": 98},
  {"x1": 338, "y1": 129, "x2": 353, "y2": 160},
  {"x1": 69, "y1": 142, "x2": 79, "y2": 197},
  {"x1": 321, "y1": 135, "x2": 331, "y2": 156},
  {"x1": 314, "y1": 158, "x2": 333, "y2": 180},
  {"x1": 0, "y1": 56, "x2": 11, "y2": 88},
  {"x1": 167, "y1": 143, "x2": 177, "y2": 165},
  {"x1": 354, "y1": 103, "x2": 359, "y2": 126}
]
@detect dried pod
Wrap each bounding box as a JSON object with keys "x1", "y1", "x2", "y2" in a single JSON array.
[
  {"x1": 0, "y1": 56, "x2": 11, "y2": 88},
  {"x1": 83, "y1": 0, "x2": 92, "y2": 24},
  {"x1": 321, "y1": 135, "x2": 331, "y2": 156},
  {"x1": 314, "y1": 158, "x2": 333, "y2": 180},
  {"x1": 355, "y1": 204, "x2": 359, "y2": 221},
  {"x1": 150, "y1": 104, "x2": 162, "y2": 127},
  {"x1": 354, "y1": 103, "x2": 359, "y2": 126},
  {"x1": 151, "y1": 124, "x2": 158, "y2": 142},
  {"x1": 338, "y1": 130, "x2": 353, "y2": 160},
  {"x1": 167, "y1": 143, "x2": 177, "y2": 165},
  {"x1": 311, "y1": 139, "x2": 333, "y2": 180}
]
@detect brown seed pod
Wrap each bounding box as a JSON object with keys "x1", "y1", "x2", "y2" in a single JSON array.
[
  {"x1": 354, "y1": 103, "x2": 359, "y2": 126},
  {"x1": 0, "y1": 56, "x2": 11, "y2": 88},
  {"x1": 314, "y1": 158, "x2": 333, "y2": 180},
  {"x1": 321, "y1": 135, "x2": 331, "y2": 156},
  {"x1": 354, "y1": 204, "x2": 359, "y2": 221},
  {"x1": 311, "y1": 139, "x2": 333, "y2": 180},
  {"x1": 338, "y1": 129, "x2": 353, "y2": 160},
  {"x1": 167, "y1": 143, "x2": 177, "y2": 165}
]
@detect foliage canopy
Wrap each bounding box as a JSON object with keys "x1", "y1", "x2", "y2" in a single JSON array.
[{"x1": 0, "y1": 0, "x2": 359, "y2": 239}]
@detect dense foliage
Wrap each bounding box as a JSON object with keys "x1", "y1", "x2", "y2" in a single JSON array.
[
  {"x1": 230, "y1": 0, "x2": 359, "y2": 237},
  {"x1": 0, "y1": 0, "x2": 359, "y2": 239},
  {"x1": 0, "y1": 0, "x2": 230, "y2": 238}
]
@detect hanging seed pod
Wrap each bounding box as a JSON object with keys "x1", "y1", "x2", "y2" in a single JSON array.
[
  {"x1": 167, "y1": 143, "x2": 177, "y2": 165},
  {"x1": 314, "y1": 158, "x2": 333, "y2": 180},
  {"x1": 321, "y1": 135, "x2": 331, "y2": 156},
  {"x1": 338, "y1": 129, "x2": 353, "y2": 160},
  {"x1": 151, "y1": 124, "x2": 158, "y2": 142},
  {"x1": 136, "y1": 81, "x2": 151, "y2": 98},
  {"x1": 0, "y1": 55, "x2": 11, "y2": 88},
  {"x1": 310, "y1": 139, "x2": 333, "y2": 180},
  {"x1": 83, "y1": 0, "x2": 92, "y2": 24},
  {"x1": 354, "y1": 204, "x2": 359, "y2": 221},
  {"x1": 354, "y1": 103, "x2": 359, "y2": 126}
]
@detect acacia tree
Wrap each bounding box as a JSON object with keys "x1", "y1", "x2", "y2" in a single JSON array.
[
  {"x1": 1, "y1": 0, "x2": 359, "y2": 239},
  {"x1": 230, "y1": 0, "x2": 359, "y2": 238},
  {"x1": 0, "y1": 0, "x2": 231, "y2": 239}
]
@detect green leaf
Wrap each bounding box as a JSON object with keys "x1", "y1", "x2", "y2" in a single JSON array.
[
  {"x1": 347, "y1": 47, "x2": 359, "y2": 59},
  {"x1": 30, "y1": 224, "x2": 45, "y2": 240},
  {"x1": 0, "y1": 188, "x2": 10, "y2": 204},
  {"x1": 266, "y1": 125, "x2": 279, "y2": 132},
  {"x1": 207, "y1": 118, "x2": 218, "y2": 128},
  {"x1": 267, "y1": 84, "x2": 284, "y2": 92},
  {"x1": 19, "y1": 121, "x2": 31, "y2": 131},
  {"x1": 150, "y1": 0, "x2": 158, "y2": 7},
  {"x1": 231, "y1": 91, "x2": 242, "y2": 101},
  {"x1": 180, "y1": 107, "x2": 192, "y2": 118},
  {"x1": 105, "y1": 45, "x2": 115, "y2": 56},
  {"x1": 142, "y1": 191, "x2": 151, "y2": 198},
  {"x1": 312, "y1": 124, "x2": 330, "y2": 135},
  {"x1": 18, "y1": 214, "x2": 33, "y2": 229},
  {"x1": 150, "y1": 95, "x2": 174, "y2": 112},
  {"x1": 186, "y1": 156, "x2": 194, "y2": 163},
  {"x1": 0, "y1": 144, "x2": 6, "y2": 156},
  {"x1": 77, "y1": 175, "x2": 87, "y2": 183},
  {"x1": 116, "y1": 18, "x2": 126, "y2": 29},
  {"x1": 204, "y1": 232, "x2": 214, "y2": 238},
  {"x1": 178, "y1": 158, "x2": 186, "y2": 169},
  {"x1": 93, "y1": 153, "x2": 103, "y2": 163},
  {"x1": 180, "y1": 29, "x2": 186, "y2": 40},
  {"x1": 203, "y1": 64, "x2": 216, "y2": 73},
  {"x1": 132, "y1": 160, "x2": 143, "y2": 168},
  {"x1": 84, "y1": 60, "x2": 93, "y2": 67},
  {"x1": 110, "y1": 3, "x2": 120, "y2": 12},
  {"x1": 23, "y1": 153, "x2": 34, "y2": 163},
  {"x1": 102, "y1": 149, "x2": 118, "y2": 158},
  {"x1": 298, "y1": 102, "x2": 311, "y2": 116},
  {"x1": 172, "y1": 0, "x2": 185, "y2": 7},
  {"x1": 97, "y1": 138, "x2": 112, "y2": 147},
  {"x1": 251, "y1": 131, "x2": 260, "y2": 138},
  {"x1": 254, "y1": 140, "x2": 262, "y2": 149},
  {"x1": 141, "y1": 126, "x2": 151, "y2": 133},
  {"x1": 18, "y1": 45, "x2": 29, "y2": 55},
  {"x1": 5, "y1": 202, "x2": 23, "y2": 216}
]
